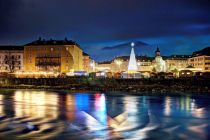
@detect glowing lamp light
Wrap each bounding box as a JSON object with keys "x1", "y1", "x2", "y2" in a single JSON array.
[{"x1": 131, "y1": 42, "x2": 135, "y2": 47}]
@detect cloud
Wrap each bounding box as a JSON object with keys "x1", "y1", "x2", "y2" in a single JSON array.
[{"x1": 0, "y1": 0, "x2": 210, "y2": 61}]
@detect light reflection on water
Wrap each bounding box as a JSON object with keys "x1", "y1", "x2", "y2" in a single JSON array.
[{"x1": 0, "y1": 90, "x2": 210, "y2": 140}]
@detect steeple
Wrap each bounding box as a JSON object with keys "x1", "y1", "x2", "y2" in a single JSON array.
[
  {"x1": 155, "y1": 47, "x2": 160, "y2": 56},
  {"x1": 128, "y1": 42, "x2": 138, "y2": 73}
]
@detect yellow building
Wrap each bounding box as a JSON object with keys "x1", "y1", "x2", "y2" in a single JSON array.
[
  {"x1": 165, "y1": 55, "x2": 190, "y2": 72},
  {"x1": 188, "y1": 55, "x2": 210, "y2": 72},
  {"x1": 187, "y1": 47, "x2": 210, "y2": 72},
  {"x1": 24, "y1": 39, "x2": 83, "y2": 73},
  {"x1": 96, "y1": 61, "x2": 111, "y2": 71}
]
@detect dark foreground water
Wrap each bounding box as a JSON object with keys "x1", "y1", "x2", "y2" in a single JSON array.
[{"x1": 0, "y1": 90, "x2": 210, "y2": 140}]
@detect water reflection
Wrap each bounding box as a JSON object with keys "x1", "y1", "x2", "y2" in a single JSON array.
[
  {"x1": 94, "y1": 93, "x2": 107, "y2": 125},
  {"x1": 0, "y1": 94, "x2": 3, "y2": 115},
  {"x1": 163, "y1": 96, "x2": 207, "y2": 119},
  {"x1": 0, "y1": 90, "x2": 209, "y2": 140},
  {"x1": 14, "y1": 91, "x2": 58, "y2": 118}
]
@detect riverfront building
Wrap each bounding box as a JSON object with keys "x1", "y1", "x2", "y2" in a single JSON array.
[
  {"x1": 83, "y1": 52, "x2": 95, "y2": 73},
  {"x1": 165, "y1": 55, "x2": 190, "y2": 72},
  {"x1": 152, "y1": 47, "x2": 167, "y2": 72},
  {"x1": 0, "y1": 38, "x2": 209, "y2": 77},
  {"x1": 0, "y1": 46, "x2": 24, "y2": 73},
  {"x1": 24, "y1": 38, "x2": 83, "y2": 73},
  {"x1": 96, "y1": 47, "x2": 190, "y2": 73},
  {"x1": 188, "y1": 47, "x2": 210, "y2": 72}
]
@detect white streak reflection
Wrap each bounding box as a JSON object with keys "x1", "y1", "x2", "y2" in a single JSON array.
[{"x1": 164, "y1": 96, "x2": 171, "y2": 116}]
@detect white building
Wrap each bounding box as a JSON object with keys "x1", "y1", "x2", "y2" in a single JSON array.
[
  {"x1": 0, "y1": 46, "x2": 24, "y2": 73},
  {"x1": 153, "y1": 47, "x2": 167, "y2": 72}
]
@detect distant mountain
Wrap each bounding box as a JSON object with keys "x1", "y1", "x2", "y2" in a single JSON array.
[
  {"x1": 193, "y1": 47, "x2": 210, "y2": 56},
  {"x1": 102, "y1": 41, "x2": 150, "y2": 50}
]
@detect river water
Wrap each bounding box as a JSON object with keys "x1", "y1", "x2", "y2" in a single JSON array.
[{"x1": 0, "y1": 90, "x2": 210, "y2": 140}]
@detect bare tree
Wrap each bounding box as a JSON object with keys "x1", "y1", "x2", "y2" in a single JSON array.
[{"x1": 4, "y1": 51, "x2": 18, "y2": 73}]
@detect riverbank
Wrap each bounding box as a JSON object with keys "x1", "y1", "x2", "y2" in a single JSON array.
[
  {"x1": 0, "y1": 84, "x2": 209, "y2": 95},
  {"x1": 0, "y1": 77, "x2": 209, "y2": 94}
]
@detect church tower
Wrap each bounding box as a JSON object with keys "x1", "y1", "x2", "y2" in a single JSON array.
[{"x1": 155, "y1": 47, "x2": 160, "y2": 56}]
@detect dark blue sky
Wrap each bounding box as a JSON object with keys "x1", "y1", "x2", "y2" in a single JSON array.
[{"x1": 0, "y1": 0, "x2": 210, "y2": 61}]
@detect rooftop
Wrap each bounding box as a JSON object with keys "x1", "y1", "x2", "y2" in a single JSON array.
[
  {"x1": 192, "y1": 47, "x2": 210, "y2": 56},
  {"x1": 83, "y1": 52, "x2": 90, "y2": 56},
  {"x1": 25, "y1": 38, "x2": 81, "y2": 48},
  {"x1": 163, "y1": 55, "x2": 191, "y2": 60}
]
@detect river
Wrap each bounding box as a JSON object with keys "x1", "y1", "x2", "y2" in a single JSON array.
[{"x1": 0, "y1": 90, "x2": 210, "y2": 140}]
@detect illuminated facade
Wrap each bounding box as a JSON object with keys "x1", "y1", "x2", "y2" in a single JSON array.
[
  {"x1": 165, "y1": 55, "x2": 190, "y2": 72},
  {"x1": 188, "y1": 55, "x2": 210, "y2": 72},
  {"x1": 152, "y1": 47, "x2": 166, "y2": 72},
  {"x1": 96, "y1": 48, "x2": 192, "y2": 74},
  {"x1": 96, "y1": 61, "x2": 111, "y2": 71},
  {"x1": 187, "y1": 47, "x2": 210, "y2": 72},
  {"x1": 96, "y1": 56, "x2": 153, "y2": 73},
  {"x1": 0, "y1": 46, "x2": 24, "y2": 73},
  {"x1": 83, "y1": 52, "x2": 94, "y2": 72},
  {"x1": 24, "y1": 39, "x2": 83, "y2": 73}
]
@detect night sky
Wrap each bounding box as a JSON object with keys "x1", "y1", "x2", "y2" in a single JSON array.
[{"x1": 0, "y1": 0, "x2": 210, "y2": 61}]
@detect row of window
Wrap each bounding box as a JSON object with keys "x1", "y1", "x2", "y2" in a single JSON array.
[
  {"x1": 0, "y1": 55, "x2": 21, "y2": 59},
  {"x1": 205, "y1": 57, "x2": 210, "y2": 60},
  {"x1": 0, "y1": 66, "x2": 21, "y2": 70},
  {"x1": 27, "y1": 54, "x2": 71, "y2": 58},
  {"x1": 191, "y1": 63, "x2": 204, "y2": 66},
  {"x1": 26, "y1": 47, "x2": 70, "y2": 51},
  {"x1": 0, "y1": 61, "x2": 21, "y2": 65}
]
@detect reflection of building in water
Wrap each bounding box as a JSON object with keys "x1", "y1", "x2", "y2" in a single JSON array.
[
  {"x1": 123, "y1": 96, "x2": 139, "y2": 123},
  {"x1": 180, "y1": 96, "x2": 190, "y2": 112},
  {"x1": 14, "y1": 91, "x2": 58, "y2": 118},
  {"x1": 163, "y1": 96, "x2": 205, "y2": 118},
  {"x1": 66, "y1": 94, "x2": 76, "y2": 121},
  {"x1": 0, "y1": 94, "x2": 3, "y2": 115},
  {"x1": 164, "y1": 96, "x2": 171, "y2": 116},
  {"x1": 94, "y1": 93, "x2": 107, "y2": 125},
  {"x1": 75, "y1": 94, "x2": 90, "y2": 111}
]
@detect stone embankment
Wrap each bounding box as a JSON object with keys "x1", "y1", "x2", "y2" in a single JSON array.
[{"x1": 0, "y1": 77, "x2": 209, "y2": 94}]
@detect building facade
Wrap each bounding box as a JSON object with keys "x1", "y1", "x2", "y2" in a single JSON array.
[
  {"x1": 83, "y1": 52, "x2": 95, "y2": 73},
  {"x1": 24, "y1": 39, "x2": 83, "y2": 73},
  {"x1": 165, "y1": 55, "x2": 190, "y2": 72},
  {"x1": 188, "y1": 47, "x2": 210, "y2": 72},
  {"x1": 96, "y1": 56, "x2": 153, "y2": 73},
  {"x1": 152, "y1": 47, "x2": 166, "y2": 72},
  {"x1": 188, "y1": 55, "x2": 210, "y2": 72},
  {"x1": 96, "y1": 48, "x2": 192, "y2": 74},
  {"x1": 0, "y1": 46, "x2": 24, "y2": 73}
]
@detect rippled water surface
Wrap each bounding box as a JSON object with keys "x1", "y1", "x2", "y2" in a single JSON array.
[{"x1": 0, "y1": 90, "x2": 210, "y2": 140}]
